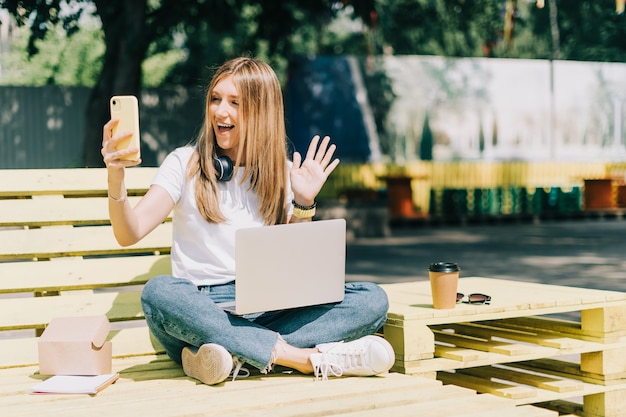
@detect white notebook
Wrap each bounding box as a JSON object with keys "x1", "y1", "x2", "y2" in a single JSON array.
[{"x1": 30, "y1": 373, "x2": 119, "y2": 395}]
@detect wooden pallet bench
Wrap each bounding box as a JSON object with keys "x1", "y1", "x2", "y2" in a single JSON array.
[
  {"x1": 1, "y1": 359, "x2": 563, "y2": 417},
  {"x1": 0, "y1": 168, "x2": 568, "y2": 417},
  {"x1": 380, "y1": 278, "x2": 626, "y2": 417}
]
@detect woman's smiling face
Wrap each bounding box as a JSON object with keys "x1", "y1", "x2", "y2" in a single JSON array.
[{"x1": 209, "y1": 75, "x2": 240, "y2": 160}]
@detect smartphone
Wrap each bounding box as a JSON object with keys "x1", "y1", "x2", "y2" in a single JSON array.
[{"x1": 109, "y1": 95, "x2": 141, "y2": 161}]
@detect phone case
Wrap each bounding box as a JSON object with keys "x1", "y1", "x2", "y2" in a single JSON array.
[{"x1": 109, "y1": 95, "x2": 141, "y2": 161}]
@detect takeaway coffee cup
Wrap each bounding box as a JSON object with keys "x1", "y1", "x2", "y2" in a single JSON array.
[{"x1": 428, "y1": 262, "x2": 460, "y2": 309}]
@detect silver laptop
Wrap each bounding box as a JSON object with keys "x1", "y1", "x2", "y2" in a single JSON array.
[{"x1": 219, "y1": 218, "x2": 346, "y2": 315}]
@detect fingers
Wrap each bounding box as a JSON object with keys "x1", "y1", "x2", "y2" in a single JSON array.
[
  {"x1": 314, "y1": 136, "x2": 331, "y2": 163},
  {"x1": 319, "y1": 143, "x2": 337, "y2": 168},
  {"x1": 291, "y1": 136, "x2": 340, "y2": 201},
  {"x1": 292, "y1": 151, "x2": 302, "y2": 169},
  {"x1": 101, "y1": 119, "x2": 140, "y2": 168},
  {"x1": 324, "y1": 157, "x2": 340, "y2": 177},
  {"x1": 304, "y1": 135, "x2": 320, "y2": 161},
  {"x1": 102, "y1": 119, "x2": 118, "y2": 144},
  {"x1": 305, "y1": 135, "x2": 337, "y2": 166},
  {"x1": 103, "y1": 149, "x2": 141, "y2": 167}
]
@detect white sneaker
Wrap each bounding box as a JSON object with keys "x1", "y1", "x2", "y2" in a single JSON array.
[
  {"x1": 309, "y1": 335, "x2": 395, "y2": 381},
  {"x1": 182, "y1": 343, "x2": 248, "y2": 385}
]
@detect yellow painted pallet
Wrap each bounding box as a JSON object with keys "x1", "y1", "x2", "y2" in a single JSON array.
[{"x1": 0, "y1": 356, "x2": 560, "y2": 417}]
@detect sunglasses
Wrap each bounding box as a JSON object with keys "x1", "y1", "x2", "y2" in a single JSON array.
[{"x1": 456, "y1": 293, "x2": 491, "y2": 305}]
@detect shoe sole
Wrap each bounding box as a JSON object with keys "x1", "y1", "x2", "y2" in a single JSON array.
[{"x1": 182, "y1": 344, "x2": 232, "y2": 385}]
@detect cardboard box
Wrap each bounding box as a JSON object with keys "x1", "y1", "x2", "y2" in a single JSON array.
[{"x1": 38, "y1": 315, "x2": 112, "y2": 376}]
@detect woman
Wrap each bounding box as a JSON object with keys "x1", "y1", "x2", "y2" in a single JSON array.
[{"x1": 101, "y1": 56, "x2": 394, "y2": 385}]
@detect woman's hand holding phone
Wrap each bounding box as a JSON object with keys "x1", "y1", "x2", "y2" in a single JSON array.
[
  {"x1": 102, "y1": 95, "x2": 142, "y2": 169},
  {"x1": 102, "y1": 119, "x2": 142, "y2": 169}
]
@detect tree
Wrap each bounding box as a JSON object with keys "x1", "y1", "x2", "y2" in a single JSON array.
[
  {"x1": 373, "y1": 0, "x2": 626, "y2": 61},
  {"x1": 4, "y1": 0, "x2": 624, "y2": 166},
  {"x1": 3, "y1": 0, "x2": 154, "y2": 166},
  {"x1": 376, "y1": 0, "x2": 502, "y2": 57},
  {"x1": 0, "y1": 0, "x2": 376, "y2": 166},
  {"x1": 532, "y1": 1, "x2": 626, "y2": 62}
]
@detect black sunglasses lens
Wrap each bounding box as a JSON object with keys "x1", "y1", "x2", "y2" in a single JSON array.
[
  {"x1": 456, "y1": 293, "x2": 464, "y2": 303},
  {"x1": 468, "y1": 293, "x2": 491, "y2": 304}
]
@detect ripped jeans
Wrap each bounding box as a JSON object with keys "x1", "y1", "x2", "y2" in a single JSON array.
[{"x1": 141, "y1": 275, "x2": 389, "y2": 372}]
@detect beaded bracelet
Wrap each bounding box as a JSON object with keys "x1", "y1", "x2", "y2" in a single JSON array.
[{"x1": 292, "y1": 200, "x2": 316, "y2": 218}]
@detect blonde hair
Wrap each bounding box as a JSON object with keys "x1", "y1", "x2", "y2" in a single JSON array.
[{"x1": 187, "y1": 57, "x2": 288, "y2": 225}]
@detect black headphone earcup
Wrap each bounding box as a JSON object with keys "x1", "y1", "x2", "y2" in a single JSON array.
[{"x1": 213, "y1": 155, "x2": 234, "y2": 182}]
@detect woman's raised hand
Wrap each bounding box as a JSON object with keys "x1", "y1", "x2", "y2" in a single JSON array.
[
  {"x1": 101, "y1": 119, "x2": 142, "y2": 169},
  {"x1": 290, "y1": 135, "x2": 340, "y2": 205}
]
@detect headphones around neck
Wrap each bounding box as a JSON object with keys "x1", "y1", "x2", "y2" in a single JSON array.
[{"x1": 213, "y1": 155, "x2": 234, "y2": 182}]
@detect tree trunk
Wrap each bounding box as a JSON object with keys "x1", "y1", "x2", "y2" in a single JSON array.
[{"x1": 82, "y1": 0, "x2": 148, "y2": 167}]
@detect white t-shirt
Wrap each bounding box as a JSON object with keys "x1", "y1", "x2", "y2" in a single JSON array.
[{"x1": 152, "y1": 146, "x2": 293, "y2": 286}]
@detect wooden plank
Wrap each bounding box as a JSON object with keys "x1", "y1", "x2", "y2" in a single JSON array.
[
  {"x1": 481, "y1": 317, "x2": 582, "y2": 335},
  {"x1": 0, "y1": 222, "x2": 172, "y2": 260},
  {"x1": 432, "y1": 323, "x2": 585, "y2": 349},
  {"x1": 0, "y1": 255, "x2": 171, "y2": 294},
  {"x1": 0, "y1": 168, "x2": 157, "y2": 197},
  {"x1": 460, "y1": 277, "x2": 626, "y2": 305},
  {"x1": 438, "y1": 363, "x2": 626, "y2": 405},
  {"x1": 383, "y1": 320, "x2": 435, "y2": 361},
  {"x1": 581, "y1": 348, "x2": 626, "y2": 380},
  {"x1": 331, "y1": 393, "x2": 516, "y2": 417},
  {"x1": 435, "y1": 346, "x2": 490, "y2": 362},
  {"x1": 499, "y1": 370, "x2": 626, "y2": 408},
  {"x1": 457, "y1": 405, "x2": 558, "y2": 417},
  {"x1": 397, "y1": 334, "x2": 626, "y2": 376},
  {"x1": 533, "y1": 399, "x2": 583, "y2": 417},
  {"x1": 434, "y1": 329, "x2": 535, "y2": 356},
  {"x1": 435, "y1": 345, "x2": 487, "y2": 363},
  {"x1": 114, "y1": 359, "x2": 441, "y2": 393},
  {"x1": 482, "y1": 316, "x2": 626, "y2": 343},
  {"x1": 438, "y1": 371, "x2": 538, "y2": 400},
  {"x1": 0, "y1": 291, "x2": 145, "y2": 331},
  {"x1": 227, "y1": 384, "x2": 476, "y2": 417},
  {"x1": 0, "y1": 196, "x2": 149, "y2": 227},
  {"x1": 582, "y1": 305, "x2": 626, "y2": 336},
  {"x1": 383, "y1": 278, "x2": 626, "y2": 324},
  {"x1": 511, "y1": 359, "x2": 626, "y2": 386},
  {"x1": 0, "y1": 367, "x2": 474, "y2": 417},
  {"x1": 458, "y1": 365, "x2": 584, "y2": 393},
  {"x1": 108, "y1": 325, "x2": 165, "y2": 358},
  {"x1": 582, "y1": 390, "x2": 626, "y2": 417}
]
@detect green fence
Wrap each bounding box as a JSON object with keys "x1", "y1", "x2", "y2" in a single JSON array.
[{"x1": 428, "y1": 186, "x2": 582, "y2": 219}]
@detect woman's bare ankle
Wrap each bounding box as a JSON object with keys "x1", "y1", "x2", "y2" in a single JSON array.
[{"x1": 272, "y1": 338, "x2": 318, "y2": 374}]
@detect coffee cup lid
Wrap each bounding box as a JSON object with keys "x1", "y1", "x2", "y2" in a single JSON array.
[{"x1": 428, "y1": 262, "x2": 460, "y2": 272}]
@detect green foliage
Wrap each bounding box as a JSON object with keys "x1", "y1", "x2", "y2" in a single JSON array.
[
  {"x1": 376, "y1": 0, "x2": 500, "y2": 57},
  {"x1": 542, "y1": 1, "x2": 626, "y2": 62},
  {"x1": 374, "y1": 0, "x2": 626, "y2": 62},
  {"x1": 0, "y1": 0, "x2": 87, "y2": 55},
  {"x1": 158, "y1": 1, "x2": 374, "y2": 86},
  {"x1": 1, "y1": 24, "x2": 104, "y2": 86},
  {"x1": 3, "y1": 0, "x2": 625, "y2": 88},
  {"x1": 142, "y1": 46, "x2": 185, "y2": 87}
]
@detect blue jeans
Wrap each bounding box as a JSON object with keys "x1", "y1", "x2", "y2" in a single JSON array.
[{"x1": 141, "y1": 275, "x2": 389, "y2": 371}]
